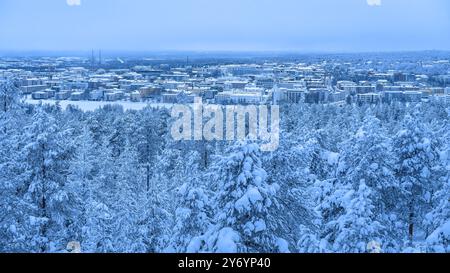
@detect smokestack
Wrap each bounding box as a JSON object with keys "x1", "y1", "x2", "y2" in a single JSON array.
[{"x1": 91, "y1": 49, "x2": 95, "y2": 65}]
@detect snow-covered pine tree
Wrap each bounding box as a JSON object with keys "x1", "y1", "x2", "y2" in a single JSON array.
[
  {"x1": 21, "y1": 107, "x2": 74, "y2": 252},
  {"x1": 64, "y1": 126, "x2": 97, "y2": 251},
  {"x1": 143, "y1": 177, "x2": 172, "y2": 252},
  {"x1": 165, "y1": 151, "x2": 213, "y2": 253},
  {"x1": 109, "y1": 141, "x2": 148, "y2": 252},
  {"x1": 206, "y1": 140, "x2": 288, "y2": 253},
  {"x1": 426, "y1": 176, "x2": 450, "y2": 253},
  {"x1": 297, "y1": 225, "x2": 324, "y2": 253},
  {"x1": 338, "y1": 116, "x2": 396, "y2": 195},
  {"x1": 313, "y1": 176, "x2": 351, "y2": 252},
  {"x1": 337, "y1": 115, "x2": 400, "y2": 248},
  {"x1": 0, "y1": 96, "x2": 33, "y2": 252},
  {"x1": 393, "y1": 114, "x2": 442, "y2": 245},
  {"x1": 0, "y1": 79, "x2": 22, "y2": 113},
  {"x1": 426, "y1": 148, "x2": 450, "y2": 253},
  {"x1": 136, "y1": 108, "x2": 169, "y2": 192},
  {"x1": 80, "y1": 137, "x2": 116, "y2": 253},
  {"x1": 168, "y1": 183, "x2": 211, "y2": 253},
  {"x1": 329, "y1": 181, "x2": 386, "y2": 253},
  {"x1": 262, "y1": 130, "x2": 318, "y2": 249}
]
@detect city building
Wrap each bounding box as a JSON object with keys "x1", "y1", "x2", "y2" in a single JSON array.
[{"x1": 357, "y1": 93, "x2": 381, "y2": 104}]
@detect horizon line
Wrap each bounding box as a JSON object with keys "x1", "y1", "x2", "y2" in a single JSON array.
[{"x1": 1, "y1": 49, "x2": 449, "y2": 58}]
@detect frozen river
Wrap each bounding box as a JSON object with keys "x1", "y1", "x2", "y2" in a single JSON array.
[{"x1": 25, "y1": 97, "x2": 173, "y2": 112}]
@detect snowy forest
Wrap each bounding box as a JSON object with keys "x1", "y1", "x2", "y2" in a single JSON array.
[{"x1": 1, "y1": 80, "x2": 449, "y2": 253}]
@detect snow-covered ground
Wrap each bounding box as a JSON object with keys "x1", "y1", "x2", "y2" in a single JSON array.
[{"x1": 25, "y1": 96, "x2": 173, "y2": 111}]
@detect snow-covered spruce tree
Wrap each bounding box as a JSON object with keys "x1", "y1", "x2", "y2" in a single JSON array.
[
  {"x1": 206, "y1": 140, "x2": 288, "y2": 253},
  {"x1": 393, "y1": 114, "x2": 442, "y2": 245}
]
